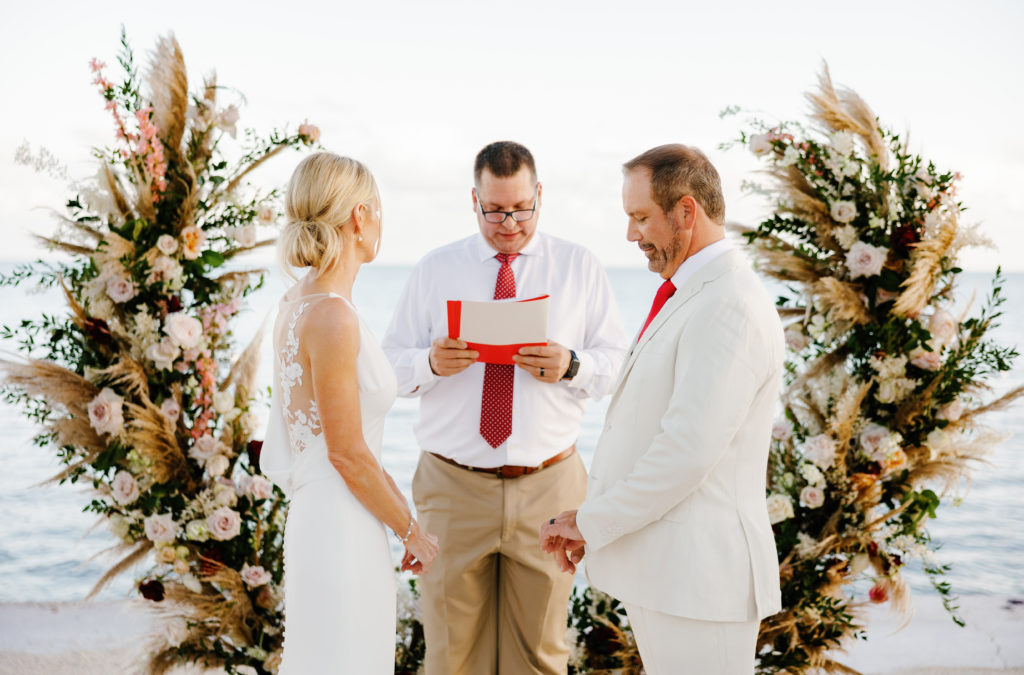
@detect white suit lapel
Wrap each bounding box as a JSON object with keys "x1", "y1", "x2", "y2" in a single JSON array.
[{"x1": 607, "y1": 250, "x2": 742, "y2": 407}]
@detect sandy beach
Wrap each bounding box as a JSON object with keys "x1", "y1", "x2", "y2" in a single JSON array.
[{"x1": 0, "y1": 593, "x2": 1021, "y2": 674}]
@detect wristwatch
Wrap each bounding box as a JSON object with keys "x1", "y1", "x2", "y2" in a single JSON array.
[{"x1": 561, "y1": 350, "x2": 580, "y2": 381}]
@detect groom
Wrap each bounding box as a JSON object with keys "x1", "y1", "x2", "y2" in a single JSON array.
[{"x1": 541, "y1": 144, "x2": 784, "y2": 674}]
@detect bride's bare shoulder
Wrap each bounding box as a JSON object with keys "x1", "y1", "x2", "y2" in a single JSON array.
[{"x1": 296, "y1": 295, "x2": 359, "y2": 354}]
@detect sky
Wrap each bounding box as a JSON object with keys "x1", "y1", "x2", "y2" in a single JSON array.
[{"x1": 1, "y1": 0, "x2": 1022, "y2": 270}]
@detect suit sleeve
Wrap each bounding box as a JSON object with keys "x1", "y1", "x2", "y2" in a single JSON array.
[{"x1": 576, "y1": 300, "x2": 767, "y2": 552}]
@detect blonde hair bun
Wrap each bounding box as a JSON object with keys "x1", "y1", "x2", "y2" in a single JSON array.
[{"x1": 279, "y1": 152, "x2": 377, "y2": 272}]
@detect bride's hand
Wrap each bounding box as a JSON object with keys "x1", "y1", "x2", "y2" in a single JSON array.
[{"x1": 400, "y1": 521, "x2": 439, "y2": 575}]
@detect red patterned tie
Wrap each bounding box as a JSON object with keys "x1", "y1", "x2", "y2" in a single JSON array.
[
  {"x1": 639, "y1": 279, "x2": 676, "y2": 339},
  {"x1": 480, "y1": 253, "x2": 519, "y2": 448}
]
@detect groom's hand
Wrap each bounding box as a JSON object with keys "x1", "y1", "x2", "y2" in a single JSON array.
[
  {"x1": 540, "y1": 510, "x2": 586, "y2": 574},
  {"x1": 514, "y1": 340, "x2": 570, "y2": 383},
  {"x1": 429, "y1": 337, "x2": 478, "y2": 377}
]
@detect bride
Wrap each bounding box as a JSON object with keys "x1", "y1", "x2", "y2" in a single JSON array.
[{"x1": 261, "y1": 152, "x2": 439, "y2": 672}]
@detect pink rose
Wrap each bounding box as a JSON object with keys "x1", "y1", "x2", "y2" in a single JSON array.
[
  {"x1": 164, "y1": 312, "x2": 202, "y2": 349},
  {"x1": 784, "y1": 328, "x2": 807, "y2": 352},
  {"x1": 929, "y1": 308, "x2": 958, "y2": 344},
  {"x1": 240, "y1": 564, "x2": 272, "y2": 588},
  {"x1": 909, "y1": 345, "x2": 942, "y2": 371},
  {"x1": 111, "y1": 470, "x2": 140, "y2": 505},
  {"x1": 859, "y1": 422, "x2": 889, "y2": 458},
  {"x1": 144, "y1": 513, "x2": 179, "y2": 544},
  {"x1": 190, "y1": 434, "x2": 224, "y2": 463},
  {"x1": 771, "y1": 420, "x2": 793, "y2": 441},
  {"x1": 147, "y1": 255, "x2": 182, "y2": 285},
  {"x1": 180, "y1": 225, "x2": 206, "y2": 261},
  {"x1": 937, "y1": 397, "x2": 965, "y2": 422},
  {"x1": 248, "y1": 475, "x2": 273, "y2": 501},
  {"x1": 232, "y1": 224, "x2": 257, "y2": 247},
  {"x1": 206, "y1": 453, "x2": 230, "y2": 477},
  {"x1": 845, "y1": 241, "x2": 888, "y2": 279},
  {"x1": 257, "y1": 205, "x2": 275, "y2": 223},
  {"x1": 146, "y1": 336, "x2": 181, "y2": 371},
  {"x1": 297, "y1": 121, "x2": 320, "y2": 144},
  {"x1": 156, "y1": 234, "x2": 178, "y2": 256},
  {"x1": 830, "y1": 200, "x2": 857, "y2": 224},
  {"x1": 801, "y1": 434, "x2": 837, "y2": 470},
  {"x1": 160, "y1": 397, "x2": 181, "y2": 424},
  {"x1": 88, "y1": 388, "x2": 125, "y2": 437},
  {"x1": 207, "y1": 506, "x2": 241, "y2": 541},
  {"x1": 216, "y1": 105, "x2": 240, "y2": 138},
  {"x1": 105, "y1": 275, "x2": 137, "y2": 303},
  {"x1": 800, "y1": 486, "x2": 825, "y2": 509}
]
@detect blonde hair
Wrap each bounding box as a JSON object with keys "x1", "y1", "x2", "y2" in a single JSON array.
[{"x1": 279, "y1": 152, "x2": 378, "y2": 275}]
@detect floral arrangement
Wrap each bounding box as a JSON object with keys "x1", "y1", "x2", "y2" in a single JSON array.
[
  {"x1": 723, "y1": 69, "x2": 1022, "y2": 673},
  {"x1": 1, "y1": 30, "x2": 317, "y2": 674}
]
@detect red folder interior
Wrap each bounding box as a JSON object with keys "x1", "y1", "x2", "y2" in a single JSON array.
[{"x1": 447, "y1": 296, "x2": 549, "y2": 365}]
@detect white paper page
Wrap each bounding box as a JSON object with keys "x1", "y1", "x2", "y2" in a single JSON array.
[{"x1": 458, "y1": 296, "x2": 549, "y2": 345}]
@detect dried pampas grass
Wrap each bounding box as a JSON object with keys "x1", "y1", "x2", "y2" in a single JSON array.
[{"x1": 147, "y1": 34, "x2": 188, "y2": 157}]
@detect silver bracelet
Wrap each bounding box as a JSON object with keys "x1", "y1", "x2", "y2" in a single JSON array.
[{"x1": 400, "y1": 515, "x2": 414, "y2": 543}]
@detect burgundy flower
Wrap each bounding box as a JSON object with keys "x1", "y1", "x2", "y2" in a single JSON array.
[
  {"x1": 248, "y1": 440, "x2": 263, "y2": 473},
  {"x1": 139, "y1": 578, "x2": 165, "y2": 602},
  {"x1": 83, "y1": 317, "x2": 114, "y2": 348},
  {"x1": 891, "y1": 225, "x2": 920, "y2": 255},
  {"x1": 167, "y1": 295, "x2": 183, "y2": 313},
  {"x1": 867, "y1": 542, "x2": 879, "y2": 557}
]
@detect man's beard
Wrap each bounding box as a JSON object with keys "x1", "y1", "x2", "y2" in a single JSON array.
[{"x1": 645, "y1": 214, "x2": 684, "y2": 274}]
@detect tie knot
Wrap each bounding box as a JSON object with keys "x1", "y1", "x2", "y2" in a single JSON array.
[
  {"x1": 657, "y1": 279, "x2": 676, "y2": 299},
  {"x1": 495, "y1": 253, "x2": 519, "y2": 265}
]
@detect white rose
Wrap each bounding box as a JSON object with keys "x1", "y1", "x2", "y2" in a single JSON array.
[
  {"x1": 213, "y1": 390, "x2": 235, "y2": 414},
  {"x1": 185, "y1": 519, "x2": 211, "y2": 542},
  {"x1": 105, "y1": 275, "x2": 137, "y2": 304},
  {"x1": 190, "y1": 434, "x2": 224, "y2": 464},
  {"x1": 766, "y1": 494, "x2": 795, "y2": 524},
  {"x1": 164, "y1": 312, "x2": 202, "y2": 349},
  {"x1": 937, "y1": 397, "x2": 965, "y2": 422},
  {"x1": 144, "y1": 513, "x2": 179, "y2": 544},
  {"x1": 108, "y1": 513, "x2": 130, "y2": 539},
  {"x1": 146, "y1": 336, "x2": 181, "y2": 371},
  {"x1": 929, "y1": 309, "x2": 958, "y2": 344},
  {"x1": 238, "y1": 411, "x2": 259, "y2": 437},
  {"x1": 216, "y1": 105, "x2": 240, "y2": 138},
  {"x1": 182, "y1": 573, "x2": 202, "y2": 593},
  {"x1": 111, "y1": 470, "x2": 140, "y2": 505},
  {"x1": 160, "y1": 397, "x2": 181, "y2": 424},
  {"x1": 876, "y1": 377, "x2": 917, "y2": 404},
  {"x1": 849, "y1": 553, "x2": 870, "y2": 577},
  {"x1": 845, "y1": 241, "x2": 888, "y2": 279},
  {"x1": 207, "y1": 454, "x2": 230, "y2": 477},
  {"x1": 830, "y1": 200, "x2": 858, "y2": 224},
  {"x1": 869, "y1": 354, "x2": 908, "y2": 380},
  {"x1": 800, "y1": 486, "x2": 825, "y2": 509},
  {"x1": 830, "y1": 131, "x2": 855, "y2": 156},
  {"x1": 88, "y1": 388, "x2": 125, "y2": 437},
  {"x1": 164, "y1": 617, "x2": 188, "y2": 647},
  {"x1": 236, "y1": 667, "x2": 258, "y2": 675},
  {"x1": 240, "y1": 564, "x2": 272, "y2": 588},
  {"x1": 213, "y1": 481, "x2": 239, "y2": 507},
  {"x1": 147, "y1": 255, "x2": 183, "y2": 286},
  {"x1": 249, "y1": 475, "x2": 274, "y2": 501},
  {"x1": 207, "y1": 506, "x2": 242, "y2": 541},
  {"x1": 909, "y1": 345, "x2": 942, "y2": 371},
  {"x1": 859, "y1": 422, "x2": 889, "y2": 458},
  {"x1": 233, "y1": 224, "x2": 258, "y2": 247},
  {"x1": 771, "y1": 420, "x2": 793, "y2": 442},
  {"x1": 801, "y1": 434, "x2": 837, "y2": 470},
  {"x1": 833, "y1": 224, "x2": 859, "y2": 250},
  {"x1": 779, "y1": 146, "x2": 801, "y2": 167},
  {"x1": 156, "y1": 234, "x2": 178, "y2": 256},
  {"x1": 257, "y1": 205, "x2": 275, "y2": 223},
  {"x1": 749, "y1": 133, "x2": 773, "y2": 156}
]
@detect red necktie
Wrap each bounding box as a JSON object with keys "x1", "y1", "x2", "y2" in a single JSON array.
[
  {"x1": 480, "y1": 253, "x2": 519, "y2": 448},
  {"x1": 639, "y1": 279, "x2": 676, "y2": 339}
]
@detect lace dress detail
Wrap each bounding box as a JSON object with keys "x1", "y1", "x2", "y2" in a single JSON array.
[
  {"x1": 277, "y1": 301, "x2": 322, "y2": 455},
  {"x1": 260, "y1": 291, "x2": 398, "y2": 674}
]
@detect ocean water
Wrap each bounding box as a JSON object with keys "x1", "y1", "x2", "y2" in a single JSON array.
[{"x1": 0, "y1": 262, "x2": 1021, "y2": 602}]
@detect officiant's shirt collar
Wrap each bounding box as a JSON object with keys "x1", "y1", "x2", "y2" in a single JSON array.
[
  {"x1": 474, "y1": 231, "x2": 544, "y2": 261},
  {"x1": 669, "y1": 238, "x2": 732, "y2": 290}
]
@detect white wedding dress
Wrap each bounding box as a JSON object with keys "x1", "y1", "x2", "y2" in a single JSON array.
[{"x1": 261, "y1": 292, "x2": 397, "y2": 673}]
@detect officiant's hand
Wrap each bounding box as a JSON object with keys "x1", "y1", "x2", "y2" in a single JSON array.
[
  {"x1": 514, "y1": 340, "x2": 570, "y2": 383},
  {"x1": 540, "y1": 510, "x2": 587, "y2": 574},
  {"x1": 429, "y1": 337, "x2": 479, "y2": 377},
  {"x1": 401, "y1": 520, "x2": 440, "y2": 575}
]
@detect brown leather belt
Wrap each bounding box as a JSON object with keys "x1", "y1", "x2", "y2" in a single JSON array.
[{"x1": 429, "y1": 446, "x2": 575, "y2": 479}]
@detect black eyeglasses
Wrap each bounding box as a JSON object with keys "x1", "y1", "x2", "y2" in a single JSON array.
[{"x1": 477, "y1": 187, "x2": 538, "y2": 224}]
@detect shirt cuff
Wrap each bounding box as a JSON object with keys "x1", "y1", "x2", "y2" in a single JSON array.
[
  {"x1": 565, "y1": 349, "x2": 595, "y2": 391},
  {"x1": 413, "y1": 348, "x2": 437, "y2": 390}
]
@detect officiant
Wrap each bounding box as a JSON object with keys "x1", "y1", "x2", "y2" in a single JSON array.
[{"x1": 382, "y1": 141, "x2": 627, "y2": 674}]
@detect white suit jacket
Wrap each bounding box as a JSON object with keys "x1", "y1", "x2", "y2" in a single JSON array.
[{"x1": 576, "y1": 248, "x2": 784, "y2": 622}]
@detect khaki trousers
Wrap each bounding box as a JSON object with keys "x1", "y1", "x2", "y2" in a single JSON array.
[
  {"x1": 623, "y1": 602, "x2": 759, "y2": 674},
  {"x1": 412, "y1": 450, "x2": 587, "y2": 675}
]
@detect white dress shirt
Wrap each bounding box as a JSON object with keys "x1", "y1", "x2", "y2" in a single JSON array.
[
  {"x1": 382, "y1": 232, "x2": 628, "y2": 468},
  {"x1": 668, "y1": 238, "x2": 732, "y2": 294}
]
